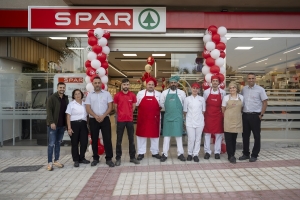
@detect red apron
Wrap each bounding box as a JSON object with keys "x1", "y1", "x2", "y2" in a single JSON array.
[
  {"x1": 136, "y1": 91, "x2": 161, "y2": 138},
  {"x1": 203, "y1": 88, "x2": 224, "y2": 134}
]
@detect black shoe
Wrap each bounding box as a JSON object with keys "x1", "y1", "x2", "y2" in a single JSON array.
[
  {"x1": 215, "y1": 154, "x2": 220, "y2": 159},
  {"x1": 187, "y1": 155, "x2": 193, "y2": 161},
  {"x1": 204, "y1": 153, "x2": 210, "y2": 159},
  {"x1": 137, "y1": 154, "x2": 144, "y2": 161},
  {"x1": 239, "y1": 155, "x2": 250, "y2": 160},
  {"x1": 115, "y1": 159, "x2": 121, "y2": 166},
  {"x1": 152, "y1": 154, "x2": 161, "y2": 159},
  {"x1": 91, "y1": 160, "x2": 99, "y2": 166},
  {"x1": 178, "y1": 154, "x2": 186, "y2": 161},
  {"x1": 229, "y1": 156, "x2": 236, "y2": 164},
  {"x1": 130, "y1": 158, "x2": 140, "y2": 164},
  {"x1": 79, "y1": 159, "x2": 90, "y2": 164},
  {"x1": 249, "y1": 157, "x2": 257, "y2": 162},
  {"x1": 74, "y1": 161, "x2": 79, "y2": 167},
  {"x1": 160, "y1": 154, "x2": 167, "y2": 162},
  {"x1": 106, "y1": 160, "x2": 115, "y2": 167},
  {"x1": 193, "y1": 156, "x2": 199, "y2": 162}
]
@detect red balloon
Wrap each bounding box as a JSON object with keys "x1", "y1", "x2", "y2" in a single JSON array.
[
  {"x1": 105, "y1": 69, "x2": 108, "y2": 75},
  {"x1": 218, "y1": 74, "x2": 225, "y2": 83},
  {"x1": 221, "y1": 143, "x2": 227, "y2": 153},
  {"x1": 90, "y1": 74, "x2": 99, "y2": 82},
  {"x1": 216, "y1": 42, "x2": 226, "y2": 51},
  {"x1": 147, "y1": 56, "x2": 155, "y2": 66},
  {"x1": 85, "y1": 60, "x2": 91, "y2": 69},
  {"x1": 205, "y1": 57, "x2": 215, "y2": 67},
  {"x1": 101, "y1": 62, "x2": 109, "y2": 70},
  {"x1": 212, "y1": 34, "x2": 221, "y2": 43},
  {"x1": 202, "y1": 81, "x2": 210, "y2": 90},
  {"x1": 208, "y1": 25, "x2": 218, "y2": 35},
  {"x1": 220, "y1": 51, "x2": 226, "y2": 58},
  {"x1": 87, "y1": 29, "x2": 94, "y2": 37},
  {"x1": 97, "y1": 53, "x2": 107, "y2": 62},
  {"x1": 210, "y1": 65, "x2": 220, "y2": 74},
  {"x1": 219, "y1": 82, "x2": 225, "y2": 89},
  {"x1": 101, "y1": 84, "x2": 105, "y2": 90},
  {"x1": 103, "y1": 31, "x2": 111, "y2": 39},
  {"x1": 98, "y1": 144, "x2": 105, "y2": 155},
  {"x1": 162, "y1": 77, "x2": 165, "y2": 81},
  {"x1": 143, "y1": 72, "x2": 150, "y2": 79},
  {"x1": 202, "y1": 50, "x2": 211, "y2": 59},
  {"x1": 92, "y1": 45, "x2": 103, "y2": 54},
  {"x1": 88, "y1": 36, "x2": 98, "y2": 46},
  {"x1": 162, "y1": 84, "x2": 165, "y2": 89},
  {"x1": 86, "y1": 67, "x2": 96, "y2": 76}
]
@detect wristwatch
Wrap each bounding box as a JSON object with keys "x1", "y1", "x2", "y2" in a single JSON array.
[{"x1": 260, "y1": 114, "x2": 264, "y2": 117}]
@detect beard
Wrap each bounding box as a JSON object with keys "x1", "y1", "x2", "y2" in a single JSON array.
[
  {"x1": 170, "y1": 85, "x2": 177, "y2": 90},
  {"x1": 122, "y1": 88, "x2": 129, "y2": 91}
]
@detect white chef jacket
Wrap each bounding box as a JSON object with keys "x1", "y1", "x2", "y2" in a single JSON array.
[
  {"x1": 159, "y1": 89, "x2": 186, "y2": 109},
  {"x1": 183, "y1": 95, "x2": 206, "y2": 128},
  {"x1": 65, "y1": 100, "x2": 87, "y2": 121},
  {"x1": 203, "y1": 88, "x2": 226, "y2": 101},
  {"x1": 136, "y1": 89, "x2": 161, "y2": 106}
]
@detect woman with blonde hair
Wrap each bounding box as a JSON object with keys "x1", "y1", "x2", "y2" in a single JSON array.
[{"x1": 222, "y1": 82, "x2": 243, "y2": 164}]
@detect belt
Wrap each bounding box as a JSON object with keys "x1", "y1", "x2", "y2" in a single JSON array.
[
  {"x1": 72, "y1": 119, "x2": 86, "y2": 122},
  {"x1": 243, "y1": 112, "x2": 261, "y2": 115}
]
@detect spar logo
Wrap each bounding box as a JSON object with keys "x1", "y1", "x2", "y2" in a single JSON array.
[{"x1": 138, "y1": 8, "x2": 160, "y2": 30}]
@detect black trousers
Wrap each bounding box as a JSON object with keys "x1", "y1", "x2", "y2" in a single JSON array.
[
  {"x1": 116, "y1": 121, "x2": 136, "y2": 160},
  {"x1": 89, "y1": 117, "x2": 113, "y2": 161},
  {"x1": 70, "y1": 120, "x2": 88, "y2": 162},
  {"x1": 224, "y1": 132, "x2": 238, "y2": 160},
  {"x1": 242, "y1": 113, "x2": 261, "y2": 158}
]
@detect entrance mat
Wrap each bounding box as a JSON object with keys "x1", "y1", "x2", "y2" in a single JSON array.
[{"x1": 1, "y1": 165, "x2": 44, "y2": 173}]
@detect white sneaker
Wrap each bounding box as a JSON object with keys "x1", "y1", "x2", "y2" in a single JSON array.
[{"x1": 47, "y1": 162, "x2": 53, "y2": 171}]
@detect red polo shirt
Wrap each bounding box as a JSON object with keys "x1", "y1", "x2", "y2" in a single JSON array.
[{"x1": 114, "y1": 91, "x2": 137, "y2": 122}]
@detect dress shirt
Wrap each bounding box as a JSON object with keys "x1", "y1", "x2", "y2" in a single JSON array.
[
  {"x1": 85, "y1": 90, "x2": 113, "y2": 117},
  {"x1": 136, "y1": 89, "x2": 161, "y2": 106},
  {"x1": 159, "y1": 89, "x2": 186, "y2": 109},
  {"x1": 203, "y1": 88, "x2": 226, "y2": 101},
  {"x1": 241, "y1": 84, "x2": 268, "y2": 112},
  {"x1": 222, "y1": 94, "x2": 244, "y2": 107},
  {"x1": 183, "y1": 95, "x2": 206, "y2": 128},
  {"x1": 65, "y1": 100, "x2": 87, "y2": 121}
]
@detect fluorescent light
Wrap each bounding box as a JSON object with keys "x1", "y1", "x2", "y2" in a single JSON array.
[
  {"x1": 152, "y1": 54, "x2": 166, "y2": 56},
  {"x1": 155, "y1": 62, "x2": 157, "y2": 77},
  {"x1": 256, "y1": 58, "x2": 268, "y2": 63},
  {"x1": 238, "y1": 66, "x2": 247, "y2": 69},
  {"x1": 49, "y1": 37, "x2": 67, "y2": 40},
  {"x1": 283, "y1": 47, "x2": 300, "y2": 54},
  {"x1": 123, "y1": 54, "x2": 137, "y2": 56},
  {"x1": 235, "y1": 47, "x2": 253, "y2": 50},
  {"x1": 68, "y1": 47, "x2": 84, "y2": 49},
  {"x1": 108, "y1": 64, "x2": 127, "y2": 77},
  {"x1": 251, "y1": 38, "x2": 271, "y2": 40},
  {"x1": 120, "y1": 59, "x2": 145, "y2": 62}
]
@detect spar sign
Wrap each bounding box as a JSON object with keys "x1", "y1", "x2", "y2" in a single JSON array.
[{"x1": 28, "y1": 6, "x2": 166, "y2": 32}]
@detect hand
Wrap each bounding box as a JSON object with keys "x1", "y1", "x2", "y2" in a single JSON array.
[
  {"x1": 98, "y1": 115, "x2": 105, "y2": 122},
  {"x1": 259, "y1": 115, "x2": 263, "y2": 120},
  {"x1": 95, "y1": 115, "x2": 101, "y2": 123},
  {"x1": 68, "y1": 128, "x2": 74, "y2": 136},
  {"x1": 50, "y1": 123, "x2": 56, "y2": 130}
]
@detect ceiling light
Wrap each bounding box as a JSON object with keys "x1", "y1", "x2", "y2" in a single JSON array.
[
  {"x1": 265, "y1": 63, "x2": 267, "y2": 64},
  {"x1": 49, "y1": 37, "x2": 67, "y2": 40},
  {"x1": 235, "y1": 47, "x2": 253, "y2": 50},
  {"x1": 123, "y1": 54, "x2": 137, "y2": 56},
  {"x1": 298, "y1": 53, "x2": 300, "y2": 54},
  {"x1": 108, "y1": 64, "x2": 127, "y2": 77},
  {"x1": 152, "y1": 54, "x2": 166, "y2": 56},
  {"x1": 256, "y1": 58, "x2": 268, "y2": 63},
  {"x1": 68, "y1": 47, "x2": 84, "y2": 49},
  {"x1": 120, "y1": 59, "x2": 145, "y2": 62},
  {"x1": 250, "y1": 38, "x2": 271, "y2": 40},
  {"x1": 238, "y1": 66, "x2": 247, "y2": 69},
  {"x1": 283, "y1": 47, "x2": 300, "y2": 54}
]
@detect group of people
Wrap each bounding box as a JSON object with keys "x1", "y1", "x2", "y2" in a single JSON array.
[{"x1": 46, "y1": 73, "x2": 267, "y2": 170}]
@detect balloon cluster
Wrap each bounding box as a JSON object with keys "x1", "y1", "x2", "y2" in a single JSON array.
[
  {"x1": 84, "y1": 28, "x2": 111, "y2": 92},
  {"x1": 141, "y1": 56, "x2": 155, "y2": 85},
  {"x1": 202, "y1": 25, "x2": 227, "y2": 90}
]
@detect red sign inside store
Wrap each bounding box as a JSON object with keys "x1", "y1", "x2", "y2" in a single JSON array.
[{"x1": 58, "y1": 77, "x2": 84, "y2": 83}]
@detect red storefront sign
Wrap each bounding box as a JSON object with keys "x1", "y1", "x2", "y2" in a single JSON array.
[{"x1": 58, "y1": 77, "x2": 84, "y2": 83}]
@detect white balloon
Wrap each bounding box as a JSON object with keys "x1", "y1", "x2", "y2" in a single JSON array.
[
  {"x1": 205, "y1": 29, "x2": 208, "y2": 35},
  {"x1": 205, "y1": 73, "x2": 213, "y2": 83},
  {"x1": 86, "y1": 45, "x2": 92, "y2": 52},
  {"x1": 104, "y1": 84, "x2": 108, "y2": 91},
  {"x1": 94, "y1": 28, "x2": 104, "y2": 38},
  {"x1": 91, "y1": 59, "x2": 101, "y2": 70},
  {"x1": 220, "y1": 36, "x2": 227, "y2": 44},
  {"x1": 86, "y1": 83, "x2": 94, "y2": 92},
  {"x1": 220, "y1": 66, "x2": 226, "y2": 74},
  {"x1": 217, "y1": 26, "x2": 227, "y2": 36},
  {"x1": 202, "y1": 65, "x2": 210, "y2": 75},
  {"x1": 101, "y1": 75, "x2": 108, "y2": 84},
  {"x1": 210, "y1": 49, "x2": 220, "y2": 59},
  {"x1": 215, "y1": 57, "x2": 225, "y2": 67},
  {"x1": 98, "y1": 37, "x2": 108, "y2": 47},
  {"x1": 85, "y1": 76, "x2": 91, "y2": 83},
  {"x1": 102, "y1": 46, "x2": 110, "y2": 55},
  {"x1": 88, "y1": 144, "x2": 93, "y2": 154},
  {"x1": 145, "y1": 64, "x2": 152, "y2": 73},
  {"x1": 205, "y1": 42, "x2": 216, "y2": 51},
  {"x1": 203, "y1": 34, "x2": 212, "y2": 43},
  {"x1": 87, "y1": 52, "x2": 97, "y2": 61},
  {"x1": 96, "y1": 67, "x2": 106, "y2": 77}
]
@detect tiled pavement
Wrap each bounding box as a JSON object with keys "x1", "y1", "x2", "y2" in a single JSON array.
[{"x1": 0, "y1": 147, "x2": 300, "y2": 200}]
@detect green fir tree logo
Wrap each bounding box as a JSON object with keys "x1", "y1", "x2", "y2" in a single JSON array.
[{"x1": 138, "y1": 8, "x2": 160, "y2": 30}]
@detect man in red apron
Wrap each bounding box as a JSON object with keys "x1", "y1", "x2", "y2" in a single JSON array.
[
  {"x1": 203, "y1": 74, "x2": 226, "y2": 159},
  {"x1": 136, "y1": 77, "x2": 161, "y2": 160}
]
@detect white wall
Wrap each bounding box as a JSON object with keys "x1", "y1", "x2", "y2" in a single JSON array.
[{"x1": 0, "y1": 0, "x2": 67, "y2": 9}]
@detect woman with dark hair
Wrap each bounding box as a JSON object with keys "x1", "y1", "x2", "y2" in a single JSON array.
[{"x1": 66, "y1": 89, "x2": 90, "y2": 167}]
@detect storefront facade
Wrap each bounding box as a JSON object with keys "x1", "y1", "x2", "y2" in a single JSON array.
[{"x1": 0, "y1": 4, "x2": 300, "y2": 146}]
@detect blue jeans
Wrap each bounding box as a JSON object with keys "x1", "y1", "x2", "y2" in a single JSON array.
[{"x1": 47, "y1": 126, "x2": 65, "y2": 163}]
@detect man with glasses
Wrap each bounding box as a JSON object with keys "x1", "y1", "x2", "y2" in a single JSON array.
[
  {"x1": 239, "y1": 73, "x2": 268, "y2": 162},
  {"x1": 159, "y1": 76, "x2": 186, "y2": 162}
]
